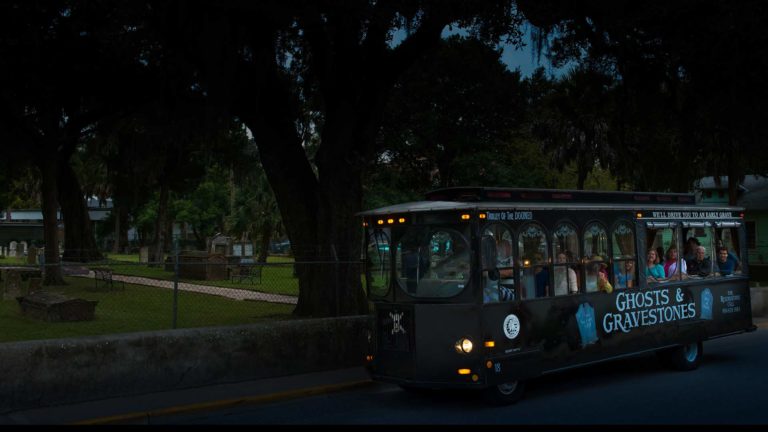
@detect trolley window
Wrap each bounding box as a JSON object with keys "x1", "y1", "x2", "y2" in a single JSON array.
[
  {"x1": 552, "y1": 222, "x2": 579, "y2": 295},
  {"x1": 583, "y1": 222, "x2": 609, "y2": 292},
  {"x1": 366, "y1": 229, "x2": 391, "y2": 297},
  {"x1": 612, "y1": 222, "x2": 636, "y2": 289},
  {"x1": 518, "y1": 222, "x2": 549, "y2": 299},
  {"x1": 395, "y1": 226, "x2": 471, "y2": 298},
  {"x1": 482, "y1": 223, "x2": 515, "y2": 302}
]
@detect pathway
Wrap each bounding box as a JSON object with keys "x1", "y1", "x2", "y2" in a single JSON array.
[{"x1": 79, "y1": 271, "x2": 298, "y2": 305}]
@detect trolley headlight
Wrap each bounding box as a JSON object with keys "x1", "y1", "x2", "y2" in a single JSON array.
[{"x1": 455, "y1": 338, "x2": 474, "y2": 354}]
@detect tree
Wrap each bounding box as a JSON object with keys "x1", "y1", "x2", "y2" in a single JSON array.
[
  {"x1": 377, "y1": 36, "x2": 526, "y2": 188},
  {"x1": 153, "y1": 0, "x2": 525, "y2": 316},
  {"x1": 0, "y1": 1, "x2": 155, "y2": 280},
  {"x1": 518, "y1": 0, "x2": 768, "y2": 200},
  {"x1": 531, "y1": 66, "x2": 614, "y2": 190}
]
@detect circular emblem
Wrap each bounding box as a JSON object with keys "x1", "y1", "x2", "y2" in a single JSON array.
[{"x1": 503, "y1": 314, "x2": 521, "y2": 340}]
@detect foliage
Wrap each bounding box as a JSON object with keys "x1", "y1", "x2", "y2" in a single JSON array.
[
  {"x1": 518, "y1": 0, "x2": 768, "y2": 199},
  {"x1": 171, "y1": 165, "x2": 230, "y2": 249}
]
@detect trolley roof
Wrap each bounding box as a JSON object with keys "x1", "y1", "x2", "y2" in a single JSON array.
[{"x1": 359, "y1": 187, "x2": 743, "y2": 216}]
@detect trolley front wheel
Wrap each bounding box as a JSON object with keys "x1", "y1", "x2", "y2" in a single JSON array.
[{"x1": 482, "y1": 380, "x2": 525, "y2": 405}]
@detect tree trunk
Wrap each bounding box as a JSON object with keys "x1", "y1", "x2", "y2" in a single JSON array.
[
  {"x1": 112, "y1": 205, "x2": 121, "y2": 254},
  {"x1": 152, "y1": 180, "x2": 169, "y2": 264},
  {"x1": 57, "y1": 161, "x2": 103, "y2": 262},
  {"x1": 257, "y1": 220, "x2": 272, "y2": 264},
  {"x1": 38, "y1": 157, "x2": 65, "y2": 285},
  {"x1": 111, "y1": 204, "x2": 129, "y2": 253},
  {"x1": 258, "y1": 116, "x2": 368, "y2": 317}
]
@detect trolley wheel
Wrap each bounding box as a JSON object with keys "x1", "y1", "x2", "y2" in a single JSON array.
[
  {"x1": 658, "y1": 341, "x2": 703, "y2": 371},
  {"x1": 482, "y1": 380, "x2": 525, "y2": 405}
]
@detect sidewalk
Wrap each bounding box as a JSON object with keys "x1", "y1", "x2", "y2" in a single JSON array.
[{"x1": 0, "y1": 367, "x2": 372, "y2": 425}]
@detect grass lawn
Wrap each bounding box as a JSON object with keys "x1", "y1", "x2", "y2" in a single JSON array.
[
  {"x1": 0, "y1": 256, "x2": 28, "y2": 266},
  {"x1": 0, "y1": 276, "x2": 294, "y2": 343}
]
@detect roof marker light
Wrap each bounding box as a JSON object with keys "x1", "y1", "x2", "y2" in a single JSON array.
[
  {"x1": 479, "y1": 213, "x2": 487, "y2": 219},
  {"x1": 460, "y1": 214, "x2": 471, "y2": 220},
  {"x1": 387, "y1": 218, "x2": 394, "y2": 224},
  {"x1": 458, "y1": 369, "x2": 471, "y2": 375},
  {"x1": 636, "y1": 212, "x2": 643, "y2": 218},
  {"x1": 377, "y1": 219, "x2": 384, "y2": 225},
  {"x1": 398, "y1": 217, "x2": 406, "y2": 223}
]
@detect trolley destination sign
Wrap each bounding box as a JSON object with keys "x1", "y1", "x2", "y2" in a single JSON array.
[{"x1": 648, "y1": 211, "x2": 735, "y2": 219}]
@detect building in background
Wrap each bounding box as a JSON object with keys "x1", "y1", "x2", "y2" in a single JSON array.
[{"x1": 694, "y1": 175, "x2": 768, "y2": 272}]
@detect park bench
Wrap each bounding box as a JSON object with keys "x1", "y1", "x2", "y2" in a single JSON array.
[
  {"x1": 92, "y1": 267, "x2": 125, "y2": 291},
  {"x1": 230, "y1": 262, "x2": 262, "y2": 284}
]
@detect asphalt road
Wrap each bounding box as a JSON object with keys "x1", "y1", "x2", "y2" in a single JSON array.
[{"x1": 151, "y1": 328, "x2": 768, "y2": 425}]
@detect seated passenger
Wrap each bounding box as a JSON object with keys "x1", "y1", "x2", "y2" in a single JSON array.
[
  {"x1": 683, "y1": 236, "x2": 701, "y2": 262},
  {"x1": 615, "y1": 260, "x2": 635, "y2": 289},
  {"x1": 645, "y1": 249, "x2": 666, "y2": 283},
  {"x1": 715, "y1": 247, "x2": 741, "y2": 276},
  {"x1": 585, "y1": 256, "x2": 606, "y2": 292},
  {"x1": 553, "y1": 252, "x2": 578, "y2": 296},
  {"x1": 597, "y1": 266, "x2": 613, "y2": 294},
  {"x1": 686, "y1": 246, "x2": 712, "y2": 277},
  {"x1": 663, "y1": 246, "x2": 687, "y2": 278},
  {"x1": 483, "y1": 270, "x2": 515, "y2": 303}
]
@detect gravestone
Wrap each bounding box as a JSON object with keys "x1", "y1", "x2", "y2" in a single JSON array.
[
  {"x1": 27, "y1": 247, "x2": 38, "y2": 265},
  {"x1": 3, "y1": 270, "x2": 22, "y2": 301},
  {"x1": 17, "y1": 291, "x2": 98, "y2": 322},
  {"x1": 9, "y1": 241, "x2": 17, "y2": 257},
  {"x1": 178, "y1": 251, "x2": 228, "y2": 280},
  {"x1": 210, "y1": 236, "x2": 231, "y2": 256},
  {"x1": 139, "y1": 246, "x2": 150, "y2": 263},
  {"x1": 20, "y1": 241, "x2": 27, "y2": 256}
]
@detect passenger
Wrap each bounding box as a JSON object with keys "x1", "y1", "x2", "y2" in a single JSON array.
[
  {"x1": 616, "y1": 260, "x2": 635, "y2": 289},
  {"x1": 686, "y1": 245, "x2": 712, "y2": 277},
  {"x1": 683, "y1": 237, "x2": 701, "y2": 262},
  {"x1": 645, "y1": 249, "x2": 666, "y2": 283},
  {"x1": 715, "y1": 247, "x2": 741, "y2": 276},
  {"x1": 597, "y1": 265, "x2": 613, "y2": 294},
  {"x1": 585, "y1": 256, "x2": 605, "y2": 292},
  {"x1": 553, "y1": 252, "x2": 578, "y2": 296},
  {"x1": 663, "y1": 246, "x2": 687, "y2": 278},
  {"x1": 484, "y1": 272, "x2": 514, "y2": 302}
]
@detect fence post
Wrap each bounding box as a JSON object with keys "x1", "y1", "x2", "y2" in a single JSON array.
[
  {"x1": 172, "y1": 239, "x2": 179, "y2": 329},
  {"x1": 331, "y1": 244, "x2": 339, "y2": 317}
]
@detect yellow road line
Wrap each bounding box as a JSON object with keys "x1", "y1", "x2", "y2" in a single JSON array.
[{"x1": 73, "y1": 379, "x2": 373, "y2": 425}]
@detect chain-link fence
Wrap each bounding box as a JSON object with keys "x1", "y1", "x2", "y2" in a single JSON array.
[{"x1": 0, "y1": 250, "x2": 366, "y2": 344}]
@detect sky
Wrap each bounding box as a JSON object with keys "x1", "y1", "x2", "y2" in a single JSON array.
[{"x1": 439, "y1": 23, "x2": 571, "y2": 78}]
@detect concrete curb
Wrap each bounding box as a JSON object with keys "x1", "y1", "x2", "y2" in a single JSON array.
[{"x1": 74, "y1": 379, "x2": 374, "y2": 425}]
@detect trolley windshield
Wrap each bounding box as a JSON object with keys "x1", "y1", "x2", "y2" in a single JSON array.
[{"x1": 366, "y1": 224, "x2": 471, "y2": 299}]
